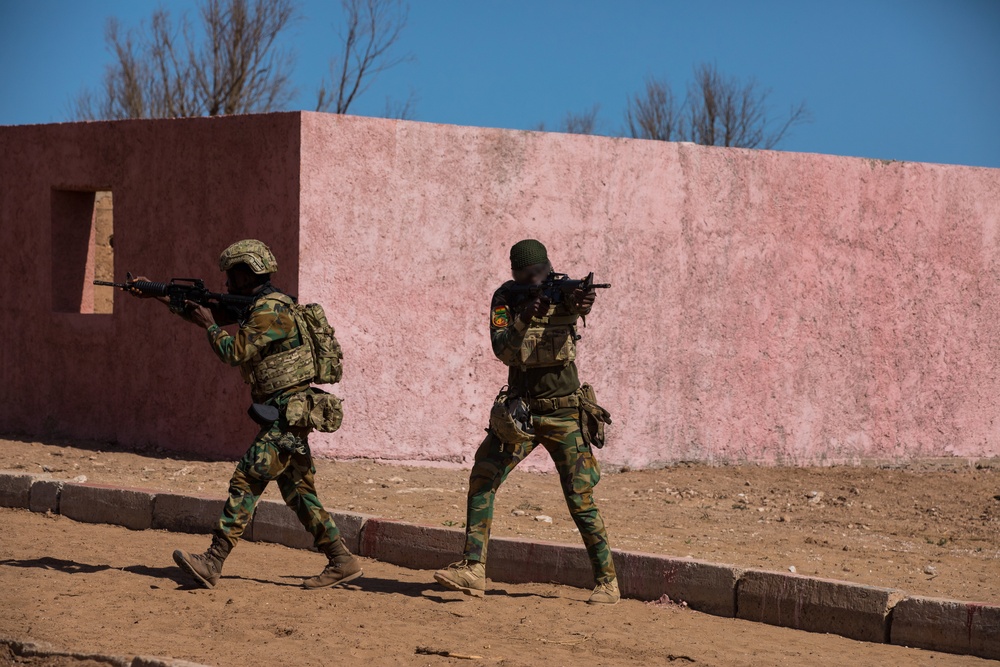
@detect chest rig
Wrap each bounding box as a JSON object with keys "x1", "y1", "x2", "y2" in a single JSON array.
[
  {"x1": 510, "y1": 300, "x2": 579, "y2": 369},
  {"x1": 239, "y1": 294, "x2": 314, "y2": 398}
]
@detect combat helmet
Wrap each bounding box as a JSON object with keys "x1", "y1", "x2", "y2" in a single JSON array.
[{"x1": 219, "y1": 239, "x2": 278, "y2": 275}]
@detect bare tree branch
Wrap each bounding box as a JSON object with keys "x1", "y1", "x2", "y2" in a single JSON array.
[
  {"x1": 683, "y1": 62, "x2": 810, "y2": 149},
  {"x1": 625, "y1": 76, "x2": 681, "y2": 141},
  {"x1": 382, "y1": 89, "x2": 418, "y2": 120},
  {"x1": 560, "y1": 104, "x2": 601, "y2": 135},
  {"x1": 316, "y1": 0, "x2": 411, "y2": 115},
  {"x1": 72, "y1": 0, "x2": 298, "y2": 120},
  {"x1": 620, "y1": 63, "x2": 811, "y2": 149}
]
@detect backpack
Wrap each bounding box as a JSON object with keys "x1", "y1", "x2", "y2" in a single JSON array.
[{"x1": 293, "y1": 302, "x2": 343, "y2": 385}]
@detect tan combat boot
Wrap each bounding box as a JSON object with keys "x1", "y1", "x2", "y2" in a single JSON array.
[
  {"x1": 304, "y1": 539, "x2": 363, "y2": 589},
  {"x1": 587, "y1": 577, "x2": 620, "y2": 605},
  {"x1": 173, "y1": 536, "x2": 231, "y2": 589},
  {"x1": 433, "y1": 559, "x2": 486, "y2": 597}
]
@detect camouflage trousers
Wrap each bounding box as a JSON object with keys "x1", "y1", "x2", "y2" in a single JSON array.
[
  {"x1": 463, "y1": 407, "x2": 616, "y2": 583},
  {"x1": 215, "y1": 420, "x2": 342, "y2": 556}
]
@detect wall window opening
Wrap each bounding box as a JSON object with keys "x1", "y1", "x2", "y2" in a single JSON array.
[{"x1": 51, "y1": 189, "x2": 114, "y2": 314}]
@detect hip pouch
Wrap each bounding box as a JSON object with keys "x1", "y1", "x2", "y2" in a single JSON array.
[
  {"x1": 577, "y1": 383, "x2": 612, "y2": 449},
  {"x1": 488, "y1": 386, "x2": 534, "y2": 446},
  {"x1": 285, "y1": 389, "x2": 344, "y2": 433}
]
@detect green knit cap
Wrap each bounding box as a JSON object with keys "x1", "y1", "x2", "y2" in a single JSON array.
[{"x1": 510, "y1": 239, "x2": 548, "y2": 269}]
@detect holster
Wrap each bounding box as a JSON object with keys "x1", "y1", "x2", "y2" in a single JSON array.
[{"x1": 247, "y1": 402, "x2": 280, "y2": 427}]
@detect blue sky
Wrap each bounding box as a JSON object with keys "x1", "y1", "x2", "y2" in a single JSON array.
[{"x1": 1, "y1": 0, "x2": 998, "y2": 168}]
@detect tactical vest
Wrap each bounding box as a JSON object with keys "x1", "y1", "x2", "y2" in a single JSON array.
[
  {"x1": 239, "y1": 294, "x2": 314, "y2": 397},
  {"x1": 513, "y1": 304, "x2": 579, "y2": 369}
]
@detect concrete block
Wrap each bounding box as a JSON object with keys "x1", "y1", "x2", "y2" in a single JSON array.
[
  {"x1": 247, "y1": 499, "x2": 333, "y2": 551},
  {"x1": 245, "y1": 501, "x2": 372, "y2": 554},
  {"x1": 486, "y1": 537, "x2": 593, "y2": 589},
  {"x1": 615, "y1": 551, "x2": 742, "y2": 617},
  {"x1": 152, "y1": 494, "x2": 224, "y2": 534},
  {"x1": 359, "y1": 519, "x2": 464, "y2": 570},
  {"x1": 0, "y1": 471, "x2": 36, "y2": 508},
  {"x1": 890, "y1": 595, "x2": 1000, "y2": 660},
  {"x1": 737, "y1": 569, "x2": 903, "y2": 643},
  {"x1": 29, "y1": 479, "x2": 64, "y2": 513},
  {"x1": 60, "y1": 483, "x2": 155, "y2": 531},
  {"x1": 329, "y1": 510, "x2": 374, "y2": 555}
]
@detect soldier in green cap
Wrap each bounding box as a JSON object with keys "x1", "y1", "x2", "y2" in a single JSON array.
[
  {"x1": 130, "y1": 239, "x2": 362, "y2": 590},
  {"x1": 434, "y1": 239, "x2": 619, "y2": 604}
]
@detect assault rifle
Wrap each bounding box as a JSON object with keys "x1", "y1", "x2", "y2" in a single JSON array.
[
  {"x1": 94, "y1": 272, "x2": 255, "y2": 316},
  {"x1": 507, "y1": 272, "x2": 610, "y2": 305}
]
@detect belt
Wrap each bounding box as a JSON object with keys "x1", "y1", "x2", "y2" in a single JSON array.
[{"x1": 528, "y1": 393, "x2": 580, "y2": 413}]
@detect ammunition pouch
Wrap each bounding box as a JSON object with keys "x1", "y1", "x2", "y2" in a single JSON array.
[
  {"x1": 576, "y1": 383, "x2": 612, "y2": 449},
  {"x1": 488, "y1": 387, "x2": 534, "y2": 445},
  {"x1": 285, "y1": 389, "x2": 344, "y2": 433}
]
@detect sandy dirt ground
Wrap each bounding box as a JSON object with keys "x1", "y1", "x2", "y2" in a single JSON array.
[
  {"x1": 1, "y1": 509, "x2": 995, "y2": 667},
  {"x1": 2, "y1": 436, "x2": 1000, "y2": 665}
]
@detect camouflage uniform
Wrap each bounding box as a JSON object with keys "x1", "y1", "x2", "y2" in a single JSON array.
[
  {"x1": 169, "y1": 239, "x2": 357, "y2": 590},
  {"x1": 207, "y1": 294, "x2": 342, "y2": 554},
  {"x1": 461, "y1": 280, "x2": 616, "y2": 585}
]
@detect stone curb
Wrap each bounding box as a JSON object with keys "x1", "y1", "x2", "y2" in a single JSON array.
[
  {"x1": 0, "y1": 471, "x2": 37, "y2": 508},
  {"x1": 152, "y1": 493, "x2": 224, "y2": 535},
  {"x1": 1, "y1": 636, "x2": 212, "y2": 667},
  {"x1": 615, "y1": 550, "x2": 742, "y2": 617},
  {"x1": 1, "y1": 470, "x2": 997, "y2": 660},
  {"x1": 61, "y1": 483, "x2": 156, "y2": 531},
  {"x1": 737, "y1": 569, "x2": 904, "y2": 643},
  {"x1": 358, "y1": 518, "x2": 464, "y2": 570},
  {"x1": 890, "y1": 595, "x2": 1000, "y2": 660}
]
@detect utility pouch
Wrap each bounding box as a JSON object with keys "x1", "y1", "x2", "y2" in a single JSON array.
[
  {"x1": 577, "y1": 383, "x2": 612, "y2": 449},
  {"x1": 488, "y1": 386, "x2": 534, "y2": 446},
  {"x1": 286, "y1": 389, "x2": 344, "y2": 433},
  {"x1": 247, "y1": 402, "x2": 280, "y2": 427}
]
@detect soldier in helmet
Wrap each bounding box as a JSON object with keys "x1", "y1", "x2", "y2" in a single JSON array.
[
  {"x1": 433, "y1": 239, "x2": 619, "y2": 605},
  {"x1": 130, "y1": 239, "x2": 362, "y2": 590}
]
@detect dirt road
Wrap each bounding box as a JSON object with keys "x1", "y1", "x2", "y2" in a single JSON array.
[{"x1": 2, "y1": 509, "x2": 994, "y2": 667}]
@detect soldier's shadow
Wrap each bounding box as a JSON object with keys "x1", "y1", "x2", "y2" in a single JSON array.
[{"x1": 0, "y1": 556, "x2": 190, "y2": 587}]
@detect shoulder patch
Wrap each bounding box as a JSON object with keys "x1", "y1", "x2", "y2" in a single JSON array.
[{"x1": 491, "y1": 306, "x2": 510, "y2": 327}]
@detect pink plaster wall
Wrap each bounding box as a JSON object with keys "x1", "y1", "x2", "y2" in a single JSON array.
[
  {"x1": 296, "y1": 113, "x2": 1000, "y2": 468},
  {"x1": 3, "y1": 112, "x2": 1000, "y2": 468}
]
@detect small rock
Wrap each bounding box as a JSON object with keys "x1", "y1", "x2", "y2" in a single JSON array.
[
  {"x1": 778, "y1": 515, "x2": 791, "y2": 523},
  {"x1": 388, "y1": 476, "x2": 405, "y2": 483},
  {"x1": 923, "y1": 565, "x2": 938, "y2": 576},
  {"x1": 808, "y1": 492, "x2": 825, "y2": 505},
  {"x1": 534, "y1": 515, "x2": 553, "y2": 523},
  {"x1": 71, "y1": 475, "x2": 87, "y2": 483},
  {"x1": 788, "y1": 566, "x2": 797, "y2": 573},
  {"x1": 511, "y1": 509, "x2": 526, "y2": 516},
  {"x1": 364, "y1": 478, "x2": 375, "y2": 484}
]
